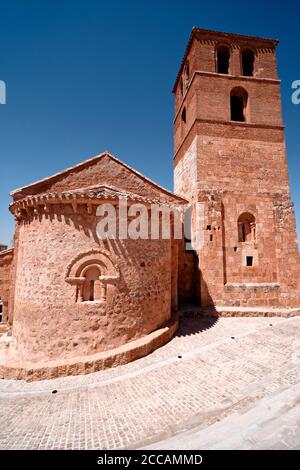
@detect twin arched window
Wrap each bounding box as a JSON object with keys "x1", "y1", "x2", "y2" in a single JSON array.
[{"x1": 216, "y1": 45, "x2": 255, "y2": 77}]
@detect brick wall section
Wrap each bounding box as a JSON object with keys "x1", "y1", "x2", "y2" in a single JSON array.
[{"x1": 174, "y1": 76, "x2": 283, "y2": 155}]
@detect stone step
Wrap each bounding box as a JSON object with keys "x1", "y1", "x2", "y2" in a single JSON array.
[{"x1": 179, "y1": 304, "x2": 300, "y2": 318}]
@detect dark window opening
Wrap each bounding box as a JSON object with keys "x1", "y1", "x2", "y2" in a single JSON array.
[
  {"x1": 217, "y1": 45, "x2": 230, "y2": 74},
  {"x1": 242, "y1": 49, "x2": 255, "y2": 77},
  {"x1": 181, "y1": 107, "x2": 186, "y2": 123},
  {"x1": 230, "y1": 87, "x2": 248, "y2": 122},
  {"x1": 82, "y1": 266, "x2": 101, "y2": 302},
  {"x1": 210, "y1": 234, "x2": 213, "y2": 241},
  {"x1": 184, "y1": 236, "x2": 191, "y2": 250},
  {"x1": 206, "y1": 225, "x2": 211, "y2": 230},
  {"x1": 246, "y1": 256, "x2": 253, "y2": 267},
  {"x1": 89, "y1": 280, "x2": 95, "y2": 301},
  {"x1": 238, "y1": 212, "x2": 256, "y2": 243},
  {"x1": 242, "y1": 223, "x2": 246, "y2": 242},
  {"x1": 234, "y1": 246, "x2": 238, "y2": 252},
  {"x1": 231, "y1": 95, "x2": 245, "y2": 121}
]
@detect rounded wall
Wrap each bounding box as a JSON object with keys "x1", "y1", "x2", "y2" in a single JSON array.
[{"x1": 10, "y1": 205, "x2": 172, "y2": 363}]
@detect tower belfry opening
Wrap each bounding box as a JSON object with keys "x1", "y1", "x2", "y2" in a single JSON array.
[{"x1": 216, "y1": 45, "x2": 230, "y2": 74}]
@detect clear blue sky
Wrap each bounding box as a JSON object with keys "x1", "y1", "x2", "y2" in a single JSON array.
[{"x1": 0, "y1": 0, "x2": 299, "y2": 246}]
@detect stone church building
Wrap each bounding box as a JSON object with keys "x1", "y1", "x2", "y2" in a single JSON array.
[{"x1": 0, "y1": 27, "x2": 300, "y2": 380}]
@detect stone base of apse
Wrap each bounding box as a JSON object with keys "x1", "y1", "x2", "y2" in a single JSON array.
[
  {"x1": 0, "y1": 314, "x2": 178, "y2": 382},
  {"x1": 180, "y1": 305, "x2": 300, "y2": 318},
  {"x1": 0, "y1": 323, "x2": 9, "y2": 335}
]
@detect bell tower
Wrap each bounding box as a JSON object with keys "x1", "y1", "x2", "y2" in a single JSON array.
[{"x1": 174, "y1": 27, "x2": 300, "y2": 309}]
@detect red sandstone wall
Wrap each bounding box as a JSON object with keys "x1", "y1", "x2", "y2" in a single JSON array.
[
  {"x1": 174, "y1": 76, "x2": 283, "y2": 155},
  {"x1": 10, "y1": 206, "x2": 173, "y2": 363},
  {"x1": 0, "y1": 249, "x2": 14, "y2": 323}
]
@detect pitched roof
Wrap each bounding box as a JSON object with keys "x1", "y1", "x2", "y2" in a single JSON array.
[
  {"x1": 173, "y1": 26, "x2": 279, "y2": 92},
  {"x1": 10, "y1": 151, "x2": 187, "y2": 203}
]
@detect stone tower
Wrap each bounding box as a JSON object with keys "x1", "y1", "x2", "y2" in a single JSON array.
[{"x1": 174, "y1": 27, "x2": 300, "y2": 309}]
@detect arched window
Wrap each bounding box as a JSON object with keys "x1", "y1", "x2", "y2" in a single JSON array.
[
  {"x1": 82, "y1": 266, "x2": 101, "y2": 301},
  {"x1": 238, "y1": 213, "x2": 256, "y2": 243},
  {"x1": 65, "y1": 249, "x2": 120, "y2": 303},
  {"x1": 216, "y1": 45, "x2": 230, "y2": 74},
  {"x1": 230, "y1": 87, "x2": 248, "y2": 122},
  {"x1": 242, "y1": 48, "x2": 255, "y2": 77},
  {"x1": 181, "y1": 107, "x2": 186, "y2": 123}
]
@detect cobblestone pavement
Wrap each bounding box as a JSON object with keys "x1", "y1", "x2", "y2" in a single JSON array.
[{"x1": 0, "y1": 316, "x2": 299, "y2": 450}]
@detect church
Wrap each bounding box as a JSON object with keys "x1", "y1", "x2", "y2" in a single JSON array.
[{"x1": 0, "y1": 27, "x2": 299, "y2": 381}]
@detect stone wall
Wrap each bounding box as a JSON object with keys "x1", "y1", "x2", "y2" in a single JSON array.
[
  {"x1": 9, "y1": 205, "x2": 173, "y2": 363},
  {"x1": 0, "y1": 249, "x2": 14, "y2": 323}
]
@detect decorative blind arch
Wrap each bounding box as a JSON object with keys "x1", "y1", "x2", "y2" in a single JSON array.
[{"x1": 65, "y1": 249, "x2": 119, "y2": 302}]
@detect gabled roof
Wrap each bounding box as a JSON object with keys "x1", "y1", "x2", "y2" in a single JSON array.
[
  {"x1": 173, "y1": 26, "x2": 279, "y2": 92},
  {"x1": 10, "y1": 151, "x2": 187, "y2": 203}
]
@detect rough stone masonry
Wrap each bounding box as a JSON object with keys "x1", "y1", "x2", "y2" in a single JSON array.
[{"x1": 0, "y1": 27, "x2": 299, "y2": 381}]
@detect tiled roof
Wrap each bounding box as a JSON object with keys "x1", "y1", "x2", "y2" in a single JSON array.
[{"x1": 10, "y1": 151, "x2": 187, "y2": 203}]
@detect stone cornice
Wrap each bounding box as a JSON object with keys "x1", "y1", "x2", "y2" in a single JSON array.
[
  {"x1": 9, "y1": 185, "x2": 186, "y2": 221},
  {"x1": 174, "y1": 118, "x2": 285, "y2": 164}
]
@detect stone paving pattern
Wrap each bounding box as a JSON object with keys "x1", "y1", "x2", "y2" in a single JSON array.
[{"x1": 0, "y1": 316, "x2": 299, "y2": 449}]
